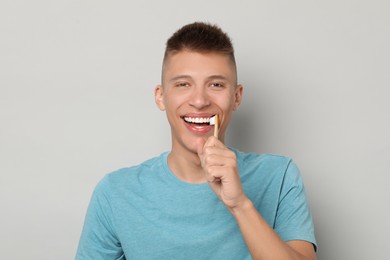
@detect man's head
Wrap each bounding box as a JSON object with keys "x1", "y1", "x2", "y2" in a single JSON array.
[
  {"x1": 155, "y1": 22, "x2": 243, "y2": 155},
  {"x1": 162, "y1": 22, "x2": 237, "y2": 84}
]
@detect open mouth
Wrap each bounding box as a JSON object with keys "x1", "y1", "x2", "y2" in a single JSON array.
[{"x1": 183, "y1": 116, "x2": 214, "y2": 125}]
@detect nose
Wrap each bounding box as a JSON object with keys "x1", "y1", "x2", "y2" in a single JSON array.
[{"x1": 189, "y1": 86, "x2": 211, "y2": 109}]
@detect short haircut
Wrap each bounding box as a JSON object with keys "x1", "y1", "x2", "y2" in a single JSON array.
[{"x1": 162, "y1": 22, "x2": 237, "y2": 82}]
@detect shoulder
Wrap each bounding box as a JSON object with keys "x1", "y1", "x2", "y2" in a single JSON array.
[
  {"x1": 95, "y1": 152, "x2": 168, "y2": 194},
  {"x1": 231, "y1": 148, "x2": 303, "y2": 191},
  {"x1": 232, "y1": 148, "x2": 294, "y2": 174}
]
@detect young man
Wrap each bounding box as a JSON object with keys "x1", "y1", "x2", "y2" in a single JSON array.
[{"x1": 76, "y1": 22, "x2": 317, "y2": 259}]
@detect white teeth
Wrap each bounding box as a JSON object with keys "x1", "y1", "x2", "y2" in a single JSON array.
[{"x1": 184, "y1": 117, "x2": 211, "y2": 124}]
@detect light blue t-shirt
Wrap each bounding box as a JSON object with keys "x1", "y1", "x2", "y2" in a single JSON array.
[{"x1": 76, "y1": 149, "x2": 317, "y2": 259}]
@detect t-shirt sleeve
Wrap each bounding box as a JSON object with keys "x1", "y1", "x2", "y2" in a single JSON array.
[
  {"x1": 76, "y1": 177, "x2": 125, "y2": 260},
  {"x1": 274, "y1": 160, "x2": 317, "y2": 251}
]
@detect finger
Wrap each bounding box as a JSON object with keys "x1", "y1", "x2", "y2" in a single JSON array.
[
  {"x1": 196, "y1": 137, "x2": 207, "y2": 157},
  {"x1": 205, "y1": 163, "x2": 236, "y2": 176},
  {"x1": 203, "y1": 141, "x2": 229, "y2": 159},
  {"x1": 204, "y1": 136, "x2": 223, "y2": 149},
  {"x1": 204, "y1": 165, "x2": 224, "y2": 183},
  {"x1": 202, "y1": 146, "x2": 237, "y2": 165}
]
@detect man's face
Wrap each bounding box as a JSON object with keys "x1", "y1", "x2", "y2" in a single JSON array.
[{"x1": 155, "y1": 51, "x2": 243, "y2": 154}]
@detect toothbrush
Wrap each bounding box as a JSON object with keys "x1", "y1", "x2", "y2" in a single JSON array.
[{"x1": 209, "y1": 115, "x2": 219, "y2": 138}]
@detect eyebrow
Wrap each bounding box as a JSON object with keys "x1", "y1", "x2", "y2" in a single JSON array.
[
  {"x1": 168, "y1": 75, "x2": 192, "y2": 82},
  {"x1": 207, "y1": 75, "x2": 230, "y2": 81},
  {"x1": 168, "y1": 74, "x2": 230, "y2": 82}
]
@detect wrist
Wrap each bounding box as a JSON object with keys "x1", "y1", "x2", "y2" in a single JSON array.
[{"x1": 228, "y1": 196, "x2": 254, "y2": 216}]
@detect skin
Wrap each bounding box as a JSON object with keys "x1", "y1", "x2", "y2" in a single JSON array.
[
  {"x1": 155, "y1": 50, "x2": 242, "y2": 183},
  {"x1": 155, "y1": 50, "x2": 316, "y2": 259}
]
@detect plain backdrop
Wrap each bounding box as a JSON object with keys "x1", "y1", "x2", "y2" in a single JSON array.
[{"x1": 1, "y1": 1, "x2": 389, "y2": 259}]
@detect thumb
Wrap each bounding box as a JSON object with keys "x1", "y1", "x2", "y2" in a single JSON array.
[{"x1": 196, "y1": 137, "x2": 207, "y2": 157}]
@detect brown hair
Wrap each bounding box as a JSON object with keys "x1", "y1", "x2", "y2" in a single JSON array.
[{"x1": 162, "y1": 22, "x2": 236, "y2": 75}]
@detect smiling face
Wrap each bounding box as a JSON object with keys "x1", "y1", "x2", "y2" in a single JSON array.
[{"x1": 155, "y1": 50, "x2": 243, "y2": 155}]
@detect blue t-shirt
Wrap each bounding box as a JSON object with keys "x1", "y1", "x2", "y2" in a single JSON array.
[{"x1": 76, "y1": 149, "x2": 317, "y2": 259}]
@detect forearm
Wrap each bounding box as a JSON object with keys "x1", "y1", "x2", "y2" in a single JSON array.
[{"x1": 230, "y1": 198, "x2": 315, "y2": 260}]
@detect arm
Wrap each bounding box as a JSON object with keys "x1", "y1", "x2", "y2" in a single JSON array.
[
  {"x1": 197, "y1": 136, "x2": 316, "y2": 260},
  {"x1": 231, "y1": 198, "x2": 316, "y2": 260}
]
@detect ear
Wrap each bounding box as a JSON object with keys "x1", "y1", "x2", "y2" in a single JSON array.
[
  {"x1": 154, "y1": 85, "x2": 166, "y2": 111},
  {"x1": 233, "y1": 84, "x2": 243, "y2": 111}
]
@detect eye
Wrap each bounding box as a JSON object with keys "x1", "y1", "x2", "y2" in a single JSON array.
[
  {"x1": 210, "y1": 82, "x2": 224, "y2": 88},
  {"x1": 176, "y1": 82, "x2": 190, "y2": 87}
]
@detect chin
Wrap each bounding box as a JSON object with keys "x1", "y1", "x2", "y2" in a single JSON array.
[{"x1": 174, "y1": 136, "x2": 202, "y2": 155}]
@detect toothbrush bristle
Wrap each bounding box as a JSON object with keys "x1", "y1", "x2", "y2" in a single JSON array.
[{"x1": 210, "y1": 116, "x2": 216, "y2": 125}]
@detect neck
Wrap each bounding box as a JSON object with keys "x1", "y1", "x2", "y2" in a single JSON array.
[{"x1": 167, "y1": 147, "x2": 206, "y2": 184}]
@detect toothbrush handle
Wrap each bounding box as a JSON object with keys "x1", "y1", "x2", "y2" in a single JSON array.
[{"x1": 213, "y1": 115, "x2": 219, "y2": 138}]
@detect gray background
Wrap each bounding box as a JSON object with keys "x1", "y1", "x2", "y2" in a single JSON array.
[{"x1": 1, "y1": 0, "x2": 389, "y2": 259}]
